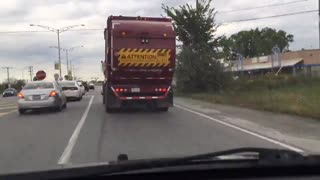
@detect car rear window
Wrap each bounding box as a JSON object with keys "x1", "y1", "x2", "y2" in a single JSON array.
[
  {"x1": 23, "y1": 82, "x2": 54, "y2": 90},
  {"x1": 60, "y1": 82, "x2": 76, "y2": 87}
]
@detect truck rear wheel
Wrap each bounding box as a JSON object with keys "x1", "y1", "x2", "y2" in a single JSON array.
[{"x1": 104, "y1": 87, "x2": 115, "y2": 113}]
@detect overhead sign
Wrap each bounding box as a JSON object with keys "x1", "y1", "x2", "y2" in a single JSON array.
[
  {"x1": 36, "y1": 70, "x2": 46, "y2": 80},
  {"x1": 118, "y1": 48, "x2": 171, "y2": 67}
]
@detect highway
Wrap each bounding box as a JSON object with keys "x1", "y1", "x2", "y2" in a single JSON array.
[{"x1": 0, "y1": 87, "x2": 302, "y2": 174}]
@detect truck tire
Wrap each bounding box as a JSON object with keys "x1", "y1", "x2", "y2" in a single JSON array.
[
  {"x1": 19, "y1": 109, "x2": 26, "y2": 114},
  {"x1": 104, "y1": 88, "x2": 113, "y2": 113},
  {"x1": 102, "y1": 85, "x2": 105, "y2": 104}
]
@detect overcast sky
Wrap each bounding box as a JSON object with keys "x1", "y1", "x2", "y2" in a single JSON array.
[{"x1": 0, "y1": 0, "x2": 318, "y2": 82}]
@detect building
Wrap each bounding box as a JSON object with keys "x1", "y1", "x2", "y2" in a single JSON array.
[{"x1": 233, "y1": 49, "x2": 320, "y2": 77}]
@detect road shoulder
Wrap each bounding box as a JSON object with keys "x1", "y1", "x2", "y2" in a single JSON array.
[{"x1": 175, "y1": 97, "x2": 320, "y2": 154}]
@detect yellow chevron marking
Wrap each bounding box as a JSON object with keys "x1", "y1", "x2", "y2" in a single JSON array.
[
  {"x1": 131, "y1": 48, "x2": 138, "y2": 52},
  {"x1": 118, "y1": 49, "x2": 171, "y2": 67}
]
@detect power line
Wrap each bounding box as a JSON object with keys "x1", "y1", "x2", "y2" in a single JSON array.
[
  {"x1": 221, "y1": 9, "x2": 318, "y2": 24},
  {"x1": 218, "y1": 0, "x2": 309, "y2": 14},
  {"x1": 0, "y1": 29, "x2": 102, "y2": 34}
]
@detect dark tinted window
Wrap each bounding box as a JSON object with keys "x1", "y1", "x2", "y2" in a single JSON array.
[
  {"x1": 23, "y1": 82, "x2": 54, "y2": 90},
  {"x1": 60, "y1": 82, "x2": 77, "y2": 87}
]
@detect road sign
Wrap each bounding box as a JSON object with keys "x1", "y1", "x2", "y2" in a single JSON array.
[{"x1": 36, "y1": 70, "x2": 46, "y2": 80}]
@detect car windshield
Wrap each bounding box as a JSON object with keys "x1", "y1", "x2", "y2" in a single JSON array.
[
  {"x1": 1, "y1": 0, "x2": 320, "y2": 176},
  {"x1": 60, "y1": 82, "x2": 76, "y2": 87},
  {"x1": 23, "y1": 82, "x2": 54, "y2": 90}
]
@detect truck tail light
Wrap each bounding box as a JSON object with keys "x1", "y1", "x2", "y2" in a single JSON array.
[
  {"x1": 49, "y1": 91, "x2": 57, "y2": 97},
  {"x1": 115, "y1": 88, "x2": 126, "y2": 93},
  {"x1": 17, "y1": 93, "x2": 24, "y2": 99},
  {"x1": 156, "y1": 88, "x2": 167, "y2": 92}
]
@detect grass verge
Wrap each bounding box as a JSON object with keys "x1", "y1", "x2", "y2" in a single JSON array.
[{"x1": 176, "y1": 78, "x2": 320, "y2": 119}]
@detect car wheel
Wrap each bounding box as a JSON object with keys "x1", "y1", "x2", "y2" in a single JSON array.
[
  {"x1": 158, "y1": 107, "x2": 169, "y2": 112},
  {"x1": 19, "y1": 109, "x2": 26, "y2": 114},
  {"x1": 55, "y1": 105, "x2": 62, "y2": 112},
  {"x1": 63, "y1": 102, "x2": 67, "y2": 109}
]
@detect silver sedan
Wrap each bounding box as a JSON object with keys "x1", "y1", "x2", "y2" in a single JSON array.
[{"x1": 17, "y1": 81, "x2": 67, "y2": 114}]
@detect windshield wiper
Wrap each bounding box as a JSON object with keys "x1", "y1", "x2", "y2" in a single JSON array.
[
  {"x1": 105, "y1": 147, "x2": 308, "y2": 174},
  {"x1": 168, "y1": 147, "x2": 305, "y2": 164},
  {"x1": 1, "y1": 148, "x2": 315, "y2": 180}
]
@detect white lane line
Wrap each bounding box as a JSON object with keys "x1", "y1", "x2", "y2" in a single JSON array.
[
  {"x1": 58, "y1": 95, "x2": 95, "y2": 165},
  {"x1": 174, "y1": 104, "x2": 304, "y2": 153},
  {"x1": 0, "y1": 106, "x2": 17, "y2": 110}
]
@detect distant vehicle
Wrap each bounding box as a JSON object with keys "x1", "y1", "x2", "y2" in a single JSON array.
[
  {"x1": 60, "y1": 81, "x2": 82, "y2": 101},
  {"x1": 82, "y1": 81, "x2": 89, "y2": 92},
  {"x1": 76, "y1": 81, "x2": 86, "y2": 96},
  {"x1": 17, "y1": 81, "x2": 67, "y2": 114},
  {"x1": 102, "y1": 16, "x2": 176, "y2": 112},
  {"x1": 88, "y1": 82, "x2": 95, "y2": 90},
  {"x1": 2, "y1": 88, "x2": 17, "y2": 97}
]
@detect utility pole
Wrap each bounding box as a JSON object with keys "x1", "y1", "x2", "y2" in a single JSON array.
[
  {"x1": 49, "y1": 45, "x2": 83, "y2": 77},
  {"x1": 65, "y1": 49, "x2": 69, "y2": 75},
  {"x1": 27, "y1": 66, "x2": 33, "y2": 82},
  {"x1": 2, "y1": 67, "x2": 13, "y2": 88},
  {"x1": 319, "y1": 0, "x2": 320, "y2": 48},
  {"x1": 196, "y1": 0, "x2": 199, "y2": 10}
]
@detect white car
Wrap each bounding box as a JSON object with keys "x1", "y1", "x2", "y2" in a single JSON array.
[
  {"x1": 17, "y1": 81, "x2": 67, "y2": 114},
  {"x1": 77, "y1": 81, "x2": 86, "y2": 96},
  {"x1": 60, "y1": 81, "x2": 82, "y2": 101}
]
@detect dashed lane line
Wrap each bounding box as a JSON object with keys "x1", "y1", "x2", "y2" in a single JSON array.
[{"x1": 58, "y1": 96, "x2": 95, "y2": 165}]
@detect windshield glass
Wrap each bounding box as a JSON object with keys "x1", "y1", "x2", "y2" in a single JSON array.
[
  {"x1": 60, "y1": 82, "x2": 76, "y2": 87},
  {"x1": 23, "y1": 83, "x2": 54, "y2": 90},
  {"x1": 0, "y1": 0, "x2": 319, "y2": 176}
]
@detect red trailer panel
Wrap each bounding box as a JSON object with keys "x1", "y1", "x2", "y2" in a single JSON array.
[{"x1": 103, "y1": 16, "x2": 176, "y2": 112}]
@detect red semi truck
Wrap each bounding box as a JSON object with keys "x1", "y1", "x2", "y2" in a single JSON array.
[{"x1": 102, "y1": 16, "x2": 176, "y2": 112}]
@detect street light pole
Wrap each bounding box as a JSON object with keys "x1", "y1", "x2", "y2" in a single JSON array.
[
  {"x1": 57, "y1": 30, "x2": 62, "y2": 77},
  {"x1": 66, "y1": 49, "x2": 69, "y2": 75},
  {"x1": 49, "y1": 45, "x2": 83, "y2": 78},
  {"x1": 30, "y1": 24, "x2": 85, "y2": 78}
]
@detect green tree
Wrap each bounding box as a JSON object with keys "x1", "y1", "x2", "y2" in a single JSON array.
[
  {"x1": 222, "y1": 27, "x2": 294, "y2": 58},
  {"x1": 163, "y1": 0, "x2": 230, "y2": 92}
]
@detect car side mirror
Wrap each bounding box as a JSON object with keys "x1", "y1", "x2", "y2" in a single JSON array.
[{"x1": 80, "y1": 85, "x2": 83, "y2": 87}]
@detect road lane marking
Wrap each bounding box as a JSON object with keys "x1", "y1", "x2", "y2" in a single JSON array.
[
  {"x1": 0, "y1": 104, "x2": 16, "y2": 107},
  {"x1": 58, "y1": 95, "x2": 95, "y2": 165},
  {"x1": 0, "y1": 106, "x2": 17, "y2": 110},
  {"x1": 0, "y1": 110, "x2": 17, "y2": 117},
  {"x1": 175, "y1": 104, "x2": 304, "y2": 153}
]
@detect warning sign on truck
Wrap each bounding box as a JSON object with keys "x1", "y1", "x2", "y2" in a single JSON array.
[{"x1": 117, "y1": 48, "x2": 171, "y2": 67}]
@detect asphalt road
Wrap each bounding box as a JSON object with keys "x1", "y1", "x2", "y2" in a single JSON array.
[{"x1": 0, "y1": 88, "x2": 297, "y2": 174}]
